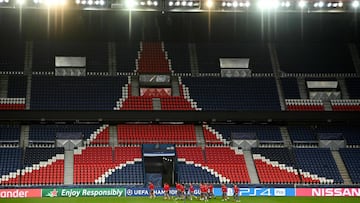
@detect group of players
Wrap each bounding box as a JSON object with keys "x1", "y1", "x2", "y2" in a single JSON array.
[{"x1": 148, "y1": 182, "x2": 240, "y2": 202}]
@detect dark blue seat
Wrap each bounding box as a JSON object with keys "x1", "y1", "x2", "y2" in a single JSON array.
[
  {"x1": 293, "y1": 148, "x2": 343, "y2": 184},
  {"x1": 339, "y1": 148, "x2": 360, "y2": 184}
]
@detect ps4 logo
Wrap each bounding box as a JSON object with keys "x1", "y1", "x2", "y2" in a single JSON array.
[{"x1": 239, "y1": 188, "x2": 287, "y2": 196}]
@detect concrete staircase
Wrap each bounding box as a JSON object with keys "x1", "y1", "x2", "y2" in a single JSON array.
[
  {"x1": 280, "y1": 127, "x2": 292, "y2": 148},
  {"x1": 188, "y1": 43, "x2": 199, "y2": 76},
  {"x1": 297, "y1": 78, "x2": 308, "y2": 99},
  {"x1": 268, "y1": 43, "x2": 286, "y2": 111},
  {"x1": 20, "y1": 125, "x2": 29, "y2": 148},
  {"x1": 332, "y1": 151, "x2": 352, "y2": 185},
  {"x1": 243, "y1": 150, "x2": 260, "y2": 184},
  {"x1": 194, "y1": 125, "x2": 205, "y2": 147},
  {"x1": 109, "y1": 125, "x2": 118, "y2": 147},
  {"x1": 64, "y1": 150, "x2": 74, "y2": 185}
]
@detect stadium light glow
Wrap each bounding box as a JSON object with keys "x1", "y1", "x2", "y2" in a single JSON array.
[
  {"x1": 16, "y1": 0, "x2": 25, "y2": 5},
  {"x1": 353, "y1": 0, "x2": 360, "y2": 8},
  {"x1": 205, "y1": 0, "x2": 213, "y2": 8},
  {"x1": 298, "y1": 0, "x2": 307, "y2": 8},
  {"x1": 125, "y1": 0, "x2": 137, "y2": 9},
  {"x1": 257, "y1": 0, "x2": 280, "y2": 10},
  {"x1": 168, "y1": 1, "x2": 173, "y2": 6}
]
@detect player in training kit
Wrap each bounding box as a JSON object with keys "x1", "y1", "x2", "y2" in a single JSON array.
[
  {"x1": 148, "y1": 182, "x2": 155, "y2": 199},
  {"x1": 233, "y1": 184, "x2": 240, "y2": 202},
  {"x1": 208, "y1": 183, "x2": 214, "y2": 199},
  {"x1": 221, "y1": 184, "x2": 228, "y2": 201},
  {"x1": 163, "y1": 183, "x2": 170, "y2": 200},
  {"x1": 189, "y1": 183, "x2": 195, "y2": 200}
]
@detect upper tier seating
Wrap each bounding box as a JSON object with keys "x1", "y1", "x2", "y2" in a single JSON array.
[
  {"x1": 209, "y1": 124, "x2": 283, "y2": 142},
  {"x1": 137, "y1": 42, "x2": 171, "y2": 73},
  {"x1": 30, "y1": 76, "x2": 127, "y2": 110},
  {"x1": 281, "y1": 77, "x2": 301, "y2": 99},
  {"x1": 277, "y1": 43, "x2": 355, "y2": 73},
  {"x1": 339, "y1": 148, "x2": 360, "y2": 184},
  {"x1": 0, "y1": 42, "x2": 24, "y2": 72},
  {"x1": 117, "y1": 124, "x2": 197, "y2": 145},
  {"x1": 331, "y1": 99, "x2": 360, "y2": 111},
  {"x1": 181, "y1": 77, "x2": 281, "y2": 111},
  {"x1": 315, "y1": 126, "x2": 360, "y2": 146},
  {"x1": 293, "y1": 148, "x2": 343, "y2": 184},
  {"x1": 345, "y1": 78, "x2": 360, "y2": 99},
  {"x1": 33, "y1": 41, "x2": 108, "y2": 72},
  {"x1": 0, "y1": 76, "x2": 27, "y2": 110},
  {"x1": 116, "y1": 43, "x2": 139, "y2": 73},
  {"x1": 195, "y1": 43, "x2": 273, "y2": 73},
  {"x1": 0, "y1": 125, "x2": 21, "y2": 144},
  {"x1": 7, "y1": 76, "x2": 27, "y2": 98},
  {"x1": 287, "y1": 126, "x2": 318, "y2": 143},
  {"x1": 164, "y1": 43, "x2": 192, "y2": 74},
  {"x1": 202, "y1": 126, "x2": 227, "y2": 145},
  {"x1": 29, "y1": 125, "x2": 102, "y2": 143},
  {"x1": 286, "y1": 99, "x2": 325, "y2": 111}
]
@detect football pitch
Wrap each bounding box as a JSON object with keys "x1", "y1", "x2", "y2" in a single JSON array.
[{"x1": 0, "y1": 197, "x2": 359, "y2": 203}]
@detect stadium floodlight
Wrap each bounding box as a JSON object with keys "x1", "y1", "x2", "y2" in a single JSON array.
[
  {"x1": 168, "y1": 1, "x2": 173, "y2": 6},
  {"x1": 206, "y1": 0, "x2": 213, "y2": 8},
  {"x1": 281, "y1": 1, "x2": 291, "y2": 7},
  {"x1": 233, "y1": 1, "x2": 239, "y2": 7},
  {"x1": 298, "y1": 0, "x2": 307, "y2": 8},
  {"x1": 245, "y1": 1, "x2": 250, "y2": 7},
  {"x1": 318, "y1": 1, "x2": 324, "y2": 7},
  {"x1": 352, "y1": 0, "x2": 359, "y2": 8},
  {"x1": 257, "y1": 0, "x2": 280, "y2": 10},
  {"x1": 175, "y1": 1, "x2": 180, "y2": 6},
  {"x1": 125, "y1": 0, "x2": 137, "y2": 9},
  {"x1": 16, "y1": 0, "x2": 25, "y2": 5},
  {"x1": 153, "y1": 0, "x2": 158, "y2": 6},
  {"x1": 338, "y1": 1, "x2": 343, "y2": 7}
]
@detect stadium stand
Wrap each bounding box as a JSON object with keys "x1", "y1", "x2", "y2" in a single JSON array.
[
  {"x1": 287, "y1": 126, "x2": 318, "y2": 143},
  {"x1": 33, "y1": 41, "x2": 108, "y2": 72},
  {"x1": 0, "y1": 42, "x2": 24, "y2": 72},
  {"x1": 177, "y1": 162, "x2": 221, "y2": 184},
  {"x1": 164, "y1": 43, "x2": 192, "y2": 74},
  {"x1": 293, "y1": 148, "x2": 343, "y2": 184},
  {"x1": 276, "y1": 43, "x2": 355, "y2": 73},
  {"x1": 117, "y1": 124, "x2": 197, "y2": 145},
  {"x1": 116, "y1": 42, "x2": 139, "y2": 73},
  {"x1": 281, "y1": 77, "x2": 301, "y2": 99},
  {"x1": 181, "y1": 77, "x2": 281, "y2": 111},
  {"x1": 339, "y1": 148, "x2": 360, "y2": 184},
  {"x1": 30, "y1": 76, "x2": 127, "y2": 110},
  {"x1": 195, "y1": 43, "x2": 273, "y2": 73},
  {"x1": 28, "y1": 125, "x2": 103, "y2": 145},
  {"x1": 0, "y1": 125, "x2": 21, "y2": 145}
]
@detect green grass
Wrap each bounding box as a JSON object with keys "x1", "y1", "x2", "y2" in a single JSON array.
[{"x1": 1, "y1": 197, "x2": 359, "y2": 203}]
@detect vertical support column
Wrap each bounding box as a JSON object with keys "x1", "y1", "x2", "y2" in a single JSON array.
[
  {"x1": 108, "y1": 42, "x2": 117, "y2": 76},
  {"x1": 268, "y1": 43, "x2": 286, "y2": 111},
  {"x1": 188, "y1": 43, "x2": 199, "y2": 76},
  {"x1": 348, "y1": 43, "x2": 360, "y2": 76}
]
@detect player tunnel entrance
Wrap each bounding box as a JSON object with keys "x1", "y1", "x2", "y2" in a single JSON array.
[{"x1": 143, "y1": 144, "x2": 176, "y2": 187}]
